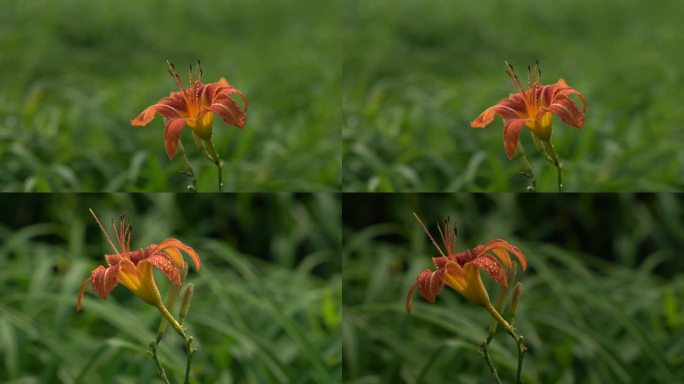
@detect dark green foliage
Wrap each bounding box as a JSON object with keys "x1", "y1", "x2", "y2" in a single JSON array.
[
  {"x1": 343, "y1": 193, "x2": 684, "y2": 382},
  {"x1": 0, "y1": 193, "x2": 341, "y2": 383}
]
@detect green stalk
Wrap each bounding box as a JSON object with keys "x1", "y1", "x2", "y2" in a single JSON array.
[
  {"x1": 148, "y1": 284, "x2": 181, "y2": 384},
  {"x1": 485, "y1": 303, "x2": 527, "y2": 384},
  {"x1": 515, "y1": 142, "x2": 536, "y2": 192},
  {"x1": 155, "y1": 302, "x2": 196, "y2": 384},
  {"x1": 176, "y1": 140, "x2": 197, "y2": 192},
  {"x1": 179, "y1": 284, "x2": 196, "y2": 384},
  {"x1": 203, "y1": 139, "x2": 224, "y2": 192},
  {"x1": 542, "y1": 139, "x2": 563, "y2": 192}
]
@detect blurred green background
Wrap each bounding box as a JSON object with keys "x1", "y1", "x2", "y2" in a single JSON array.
[
  {"x1": 0, "y1": 0, "x2": 341, "y2": 192},
  {"x1": 343, "y1": 0, "x2": 684, "y2": 191},
  {"x1": 343, "y1": 193, "x2": 684, "y2": 383},
  {"x1": 0, "y1": 193, "x2": 341, "y2": 383}
]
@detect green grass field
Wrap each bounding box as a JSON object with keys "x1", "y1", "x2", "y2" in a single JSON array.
[
  {"x1": 0, "y1": 193, "x2": 341, "y2": 383},
  {"x1": 0, "y1": 0, "x2": 341, "y2": 192},
  {"x1": 343, "y1": 0, "x2": 684, "y2": 191},
  {"x1": 343, "y1": 194, "x2": 684, "y2": 383}
]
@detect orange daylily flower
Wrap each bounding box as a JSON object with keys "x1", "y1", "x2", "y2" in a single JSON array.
[
  {"x1": 131, "y1": 61, "x2": 248, "y2": 159},
  {"x1": 470, "y1": 61, "x2": 586, "y2": 159},
  {"x1": 406, "y1": 214, "x2": 527, "y2": 314},
  {"x1": 77, "y1": 211, "x2": 201, "y2": 311}
]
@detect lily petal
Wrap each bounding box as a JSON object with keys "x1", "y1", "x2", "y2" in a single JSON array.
[
  {"x1": 207, "y1": 98, "x2": 247, "y2": 128},
  {"x1": 546, "y1": 97, "x2": 585, "y2": 128},
  {"x1": 155, "y1": 238, "x2": 201, "y2": 271},
  {"x1": 145, "y1": 252, "x2": 182, "y2": 285},
  {"x1": 89, "y1": 264, "x2": 120, "y2": 300},
  {"x1": 163, "y1": 118, "x2": 190, "y2": 159},
  {"x1": 503, "y1": 119, "x2": 527, "y2": 159},
  {"x1": 469, "y1": 254, "x2": 507, "y2": 287},
  {"x1": 406, "y1": 283, "x2": 418, "y2": 314},
  {"x1": 478, "y1": 239, "x2": 528, "y2": 270},
  {"x1": 470, "y1": 97, "x2": 525, "y2": 128},
  {"x1": 416, "y1": 268, "x2": 446, "y2": 303}
]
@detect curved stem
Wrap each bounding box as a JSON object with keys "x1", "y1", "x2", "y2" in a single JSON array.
[
  {"x1": 485, "y1": 303, "x2": 527, "y2": 384},
  {"x1": 480, "y1": 341, "x2": 503, "y2": 384},
  {"x1": 155, "y1": 302, "x2": 196, "y2": 384},
  {"x1": 203, "y1": 139, "x2": 223, "y2": 192},
  {"x1": 148, "y1": 285, "x2": 181, "y2": 384},
  {"x1": 515, "y1": 142, "x2": 536, "y2": 192},
  {"x1": 176, "y1": 140, "x2": 197, "y2": 192},
  {"x1": 542, "y1": 139, "x2": 563, "y2": 192}
]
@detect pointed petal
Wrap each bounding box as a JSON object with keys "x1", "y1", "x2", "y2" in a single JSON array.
[
  {"x1": 478, "y1": 240, "x2": 527, "y2": 270},
  {"x1": 470, "y1": 97, "x2": 526, "y2": 128},
  {"x1": 76, "y1": 277, "x2": 90, "y2": 311},
  {"x1": 163, "y1": 118, "x2": 189, "y2": 159},
  {"x1": 199, "y1": 77, "x2": 230, "y2": 104},
  {"x1": 130, "y1": 105, "x2": 159, "y2": 127},
  {"x1": 406, "y1": 283, "x2": 418, "y2": 314},
  {"x1": 555, "y1": 86, "x2": 587, "y2": 113},
  {"x1": 215, "y1": 80, "x2": 249, "y2": 113},
  {"x1": 503, "y1": 119, "x2": 527, "y2": 159},
  {"x1": 156, "y1": 238, "x2": 201, "y2": 271},
  {"x1": 469, "y1": 254, "x2": 507, "y2": 287},
  {"x1": 207, "y1": 98, "x2": 247, "y2": 128},
  {"x1": 131, "y1": 96, "x2": 187, "y2": 126},
  {"x1": 546, "y1": 97, "x2": 585, "y2": 128},
  {"x1": 145, "y1": 252, "x2": 181, "y2": 285}
]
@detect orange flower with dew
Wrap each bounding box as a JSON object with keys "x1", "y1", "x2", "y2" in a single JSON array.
[
  {"x1": 77, "y1": 210, "x2": 200, "y2": 311},
  {"x1": 131, "y1": 61, "x2": 248, "y2": 159},
  {"x1": 470, "y1": 61, "x2": 586, "y2": 159},
  {"x1": 406, "y1": 214, "x2": 527, "y2": 314}
]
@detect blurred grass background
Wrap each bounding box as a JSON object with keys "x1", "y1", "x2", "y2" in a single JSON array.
[
  {"x1": 0, "y1": 193, "x2": 341, "y2": 383},
  {"x1": 343, "y1": 0, "x2": 684, "y2": 191},
  {"x1": 343, "y1": 193, "x2": 684, "y2": 383},
  {"x1": 0, "y1": 0, "x2": 341, "y2": 192}
]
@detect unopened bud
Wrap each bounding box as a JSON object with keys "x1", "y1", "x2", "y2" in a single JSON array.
[{"x1": 179, "y1": 283, "x2": 194, "y2": 325}]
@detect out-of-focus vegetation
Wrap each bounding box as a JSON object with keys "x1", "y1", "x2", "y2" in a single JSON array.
[
  {"x1": 343, "y1": 193, "x2": 684, "y2": 382},
  {"x1": 343, "y1": 0, "x2": 684, "y2": 191},
  {"x1": 0, "y1": 193, "x2": 341, "y2": 383},
  {"x1": 0, "y1": 0, "x2": 341, "y2": 191}
]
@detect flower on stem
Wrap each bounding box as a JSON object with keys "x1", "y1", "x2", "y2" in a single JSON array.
[
  {"x1": 77, "y1": 210, "x2": 201, "y2": 311},
  {"x1": 131, "y1": 61, "x2": 249, "y2": 159},
  {"x1": 470, "y1": 61, "x2": 586, "y2": 159},
  {"x1": 406, "y1": 214, "x2": 527, "y2": 314}
]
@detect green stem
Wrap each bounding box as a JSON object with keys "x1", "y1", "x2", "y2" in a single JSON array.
[
  {"x1": 485, "y1": 303, "x2": 527, "y2": 384},
  {"x1": 542, "y1": 139, "x2": 563, "y2": 192},
  {"x1": 177, "y1": 140, "x2": 197, "y2": 192},
  {"x1": 480, "y1": 341, "x2": 503, "y2": 384},
  {"x1": 148, "y1": 285, "x2": 181, "y2": 384},
  {"x1": 156, "y1": 302, "x2": 196, "y2": 384},
  {"x1": 178, "y1": 284, "x2": 196, "y2": 384},
  {"x1": 515, "y1": 142, "x2": 536, "y2": 192},
  {"x1": 480, "y1": 284, "x2": 512, "y2": 384},
  {"x1": 203, "y1": 139, "x2": 223, "y2": 192}
]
